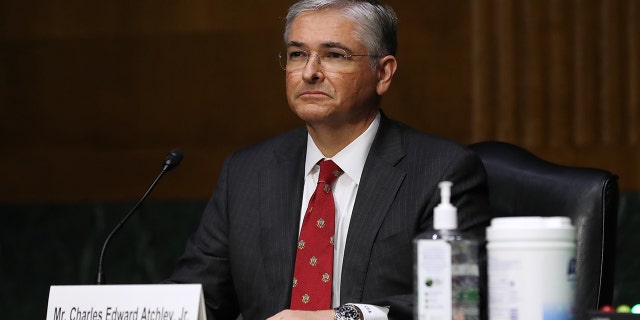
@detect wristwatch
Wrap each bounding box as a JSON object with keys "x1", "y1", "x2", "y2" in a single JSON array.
[{"x1": 334, "y1": 304, "x2": 362, "y2": 320}]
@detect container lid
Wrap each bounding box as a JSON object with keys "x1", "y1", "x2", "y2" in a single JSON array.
[{"x1": 486, "y1": 216, "x2": 576, "y2": 242}]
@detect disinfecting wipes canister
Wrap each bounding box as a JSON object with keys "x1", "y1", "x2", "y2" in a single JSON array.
[{"x1": 487, "y1": 217, "x2": 576, "y2": 320}]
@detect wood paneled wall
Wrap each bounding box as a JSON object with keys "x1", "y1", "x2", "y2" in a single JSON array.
[
  {"x1": 1, "y1": 0, "x2": 638, "y2": 203},
  {"x1": 470, "y1": 0, "x2": 639, "y2": 190}
]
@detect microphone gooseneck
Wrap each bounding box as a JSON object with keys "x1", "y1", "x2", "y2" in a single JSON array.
[{"x1": 96, "y1": 148, "x2": 184, "y2": 285}]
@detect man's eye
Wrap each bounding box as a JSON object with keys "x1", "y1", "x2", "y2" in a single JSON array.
[
  {"x1": 289, "y1": 51, "x2": 307, "y2": 60},
  {"x1": 325, "y1": 51, "x2": 347, "y2": 60}
]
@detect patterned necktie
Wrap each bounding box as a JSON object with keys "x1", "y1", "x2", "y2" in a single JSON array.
[{"x1": 290, "y1": 159, "x2": 343, "y2": 310}]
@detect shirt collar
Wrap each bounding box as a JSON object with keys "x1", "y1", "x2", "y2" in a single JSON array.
[{"x1": 304, "y1": 111, "x2": 381, "y2": 184}]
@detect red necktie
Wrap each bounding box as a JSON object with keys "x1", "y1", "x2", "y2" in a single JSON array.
[{"x1": 290, "y1": 159, "x2": 343, "y2": 310}]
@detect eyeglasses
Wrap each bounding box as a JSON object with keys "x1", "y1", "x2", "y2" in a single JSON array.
[{"x1": 279, "y1": 48, "x2": 377, "y2": 73}]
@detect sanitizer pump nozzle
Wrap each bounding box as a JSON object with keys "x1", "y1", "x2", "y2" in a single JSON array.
[{"x1": 434, "y1": 181, "x2": 457, "y2": 230}]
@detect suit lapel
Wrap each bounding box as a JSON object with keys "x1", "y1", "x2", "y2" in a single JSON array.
[
  {"x1": 340, "y1": 116, "x2": 407, "y2": 303},
  {"x1": 260, "y1": 129, "x2": 307, "y2": 309}
]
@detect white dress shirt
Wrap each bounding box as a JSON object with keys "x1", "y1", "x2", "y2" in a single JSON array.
[{"x1": 299, "y1": 112, "x2": 389, "y2": 320}]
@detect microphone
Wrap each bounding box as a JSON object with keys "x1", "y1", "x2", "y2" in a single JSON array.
[{"x1": 96, "y1": 148, "x2": 184, "y2": 285}]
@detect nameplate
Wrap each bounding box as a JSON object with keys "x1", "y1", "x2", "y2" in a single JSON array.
[{"x1": 46, "y1": 284, "x2": 206, "y2": 320}]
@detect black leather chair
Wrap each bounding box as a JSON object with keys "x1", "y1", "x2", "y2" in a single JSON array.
[{"x1": 469, "y1": 141, "x2": 618, "y2": 318}]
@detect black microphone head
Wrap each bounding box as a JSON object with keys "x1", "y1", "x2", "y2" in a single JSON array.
[{"x1": 163, "y1": 148, "x2": 183, "y2": 172}]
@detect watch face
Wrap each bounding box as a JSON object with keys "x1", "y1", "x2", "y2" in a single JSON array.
[{"x1": 337, "y1": 305, "x2": 360, "y2": 320}]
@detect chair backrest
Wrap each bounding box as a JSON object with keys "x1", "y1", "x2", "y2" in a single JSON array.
[{"x1": 469, "y1": 141, "x2": 618, "y2": 316}]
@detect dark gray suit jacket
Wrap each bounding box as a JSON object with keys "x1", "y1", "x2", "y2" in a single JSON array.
[{"x1": 169, "y1": 114, "x2": 491, "y2": 320}]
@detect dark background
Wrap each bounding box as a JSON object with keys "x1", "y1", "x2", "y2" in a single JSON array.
[{"x1": 1, "y1": 0, "x2": 639, "y2": 318}]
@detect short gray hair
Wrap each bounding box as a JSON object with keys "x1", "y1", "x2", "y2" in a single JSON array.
[{"x1": 284, "y1": 0, "x2": 398, "y2": 67}]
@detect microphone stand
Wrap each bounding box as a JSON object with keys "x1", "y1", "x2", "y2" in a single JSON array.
[{"x1": 96, "y1": 149, "x2": 183, "y2": 285}]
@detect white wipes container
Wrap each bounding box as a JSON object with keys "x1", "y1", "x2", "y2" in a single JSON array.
[{"x1": 486, "y1": 217, "x2": 576, "y2": 320}]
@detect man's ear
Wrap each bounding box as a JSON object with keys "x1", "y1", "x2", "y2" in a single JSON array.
[{"x1": 376, "y1": 55, "x2": 398, "y2": 95}]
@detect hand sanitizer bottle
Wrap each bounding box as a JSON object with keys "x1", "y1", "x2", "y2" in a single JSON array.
[{"x1": 414, "y1": 181, "x2": 480, "y2": 320}]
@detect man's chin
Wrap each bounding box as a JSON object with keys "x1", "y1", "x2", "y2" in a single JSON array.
[{"x1": 291, "y1": 105, "x2": 333, "y2": 121}]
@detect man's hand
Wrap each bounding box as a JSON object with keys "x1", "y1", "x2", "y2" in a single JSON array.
[{"x1": 266, "y1": 309, "x2": 335, "y2": 320}]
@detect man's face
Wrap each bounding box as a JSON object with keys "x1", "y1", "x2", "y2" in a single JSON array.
[{"x1": 285, "y1": 10, "x2": 381, "y2": 128}]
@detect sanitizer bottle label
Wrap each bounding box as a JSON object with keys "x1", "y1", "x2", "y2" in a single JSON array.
[{"x1": 416, "y1": 239, "x2": 452, "y2": 320}]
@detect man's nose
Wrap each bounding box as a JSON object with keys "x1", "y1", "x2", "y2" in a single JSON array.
[{"x1": 301, "y1": 53, "x2": 324, "y2": 82}]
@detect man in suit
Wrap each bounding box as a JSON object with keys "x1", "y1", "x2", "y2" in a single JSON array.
[{"x1": 168, "y1": 0, "x2": 491, "y2": 319}]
